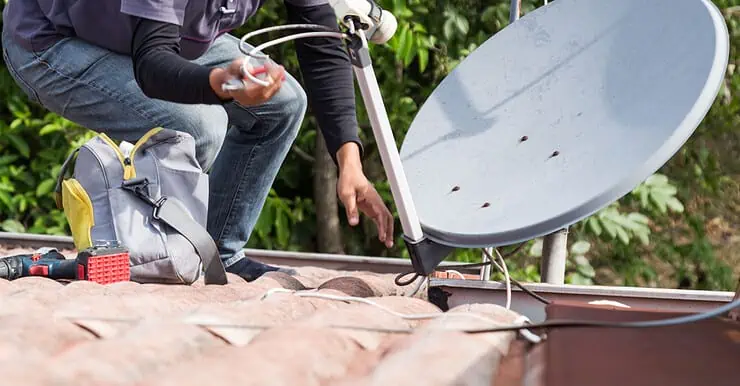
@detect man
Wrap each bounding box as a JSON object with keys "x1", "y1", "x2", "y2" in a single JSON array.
[{"x1": 2, "y1": 0, "x2": 395, "y2": 281}]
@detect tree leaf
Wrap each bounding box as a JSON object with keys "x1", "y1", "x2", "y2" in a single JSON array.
[
  {"x1": 402, "y1": 28, "x2": 416, "y2": 66},
  {"x1": 443, "y1": 19, "x2": 455, "y2": 40},
  {"x1": 0, "y1": 155, "x2": 19, "y2": 166},
  {"x1": 417, "y1": 46, "x2": 429, "y2": 72},
  {"x1": 570, "y1": 240, "x2": 591, "y2": 255},
  {"x1": 275, "y1": 209, "x2": 290, "y2": 247},
  {"x1": 645, "y1": 173, "x2": 668, "y2": 186},
  {"x1": 615, "y1": 226, "x2": 630, "y2": 245},
  {"x1": 455, "y1": 15, "x2": 469, "y2": 35},
  {"x1": 528, "y1": 238, "x2": 543, "y2": 257},
  {"x1": 626, "y1": 212, "x2": 650, "y2": 224},
  {"x1": 665, "y1": 197, "x2": 685, "y2": 213},
  {"x1": 635, "y1": 229, "x2": 650, "y2": 246},
  {"x1": 601, "y1": 218, "x2": 618, "y2": 238},
  {"x1": 1, "y1": 219, "x2": 25, "y2": 233},
  {"x1": 254, "y1": 200, "x2": 275, "y2": 237},
  {"x1": 36, "y1": 178, "x2": 56, "y2": 197},
  {"x1": 573, "y1": 255, "x2": 596, "y2": 278},
  {"x1": 587, "y1": 217, "x2": 602, "y2": 236},
  {"x1": 39, "y1": 124, "x2": 63, "y2": 136},
  {"x1": 0, "y1": 191, "x2": 12, "y2": 210},
  {"x1": 6, "y1": 134, "x2": 30, "y2": 158},
  {"x1": 396, "y1": 25, "x2": 411, "y2": 62},
  {"x1": 9, "y1": 119, "x2": 22, "y2": 131},
  {"x1": 568, "y1": 272, "x2": 593, "y2": 285}
]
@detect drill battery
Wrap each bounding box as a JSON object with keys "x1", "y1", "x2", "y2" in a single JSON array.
[{"x1": 0, "y1": 246, "x2": 130, "y2": 284}]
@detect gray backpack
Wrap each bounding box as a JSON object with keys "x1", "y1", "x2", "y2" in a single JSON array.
[{"x1": 54, "y1": 127, "x2": 227, "y2": 285}]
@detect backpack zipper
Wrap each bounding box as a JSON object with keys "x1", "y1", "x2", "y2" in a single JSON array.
[{"x1": 97, "y1": 128, "x2": 164, "y2": 180}]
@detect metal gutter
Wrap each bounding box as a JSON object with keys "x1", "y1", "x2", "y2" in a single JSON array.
[
  {"x1": 429, "y1": 278, "x2": 736, "y2": 322},
  {"x1": 0, "y1": 231, "x2": 76, "y2": 250},
  {"x1": 245, "y1": 248, "x2": 481, "y2": 275},
  {"x1": 0, "y1": 232, "x2": 479, "y2": 275}
]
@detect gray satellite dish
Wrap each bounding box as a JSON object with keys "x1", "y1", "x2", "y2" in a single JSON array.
[{"x1": 399, "y1": 0, "x2": 729, "y2": 249}]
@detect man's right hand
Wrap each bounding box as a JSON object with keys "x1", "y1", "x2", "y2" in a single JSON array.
[{"x1": 209, "y1": 58, "x2": 285, "y2": 106}]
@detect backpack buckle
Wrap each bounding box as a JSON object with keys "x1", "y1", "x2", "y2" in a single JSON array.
[{"x1": 121, "y1": 177, "x2": 163, "y2": 209}]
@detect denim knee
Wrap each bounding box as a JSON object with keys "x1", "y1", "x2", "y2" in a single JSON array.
[
  {"x1": 172, "y1": 105, "x2": 228, "y2": 171},
  {"x1": 268, "y1": 76, "x2": 307, "y2": 142}
]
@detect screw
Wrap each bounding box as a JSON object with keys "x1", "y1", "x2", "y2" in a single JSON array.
[
  {"x1": 451, "y1": 186, "x2": 460, "y2": 192},
  {"x1": 520, "y1": 135, "x2": 529, "y2": 142},
  {"x1": 481, "y1": 202, "x2": 490, "y2": 208}
]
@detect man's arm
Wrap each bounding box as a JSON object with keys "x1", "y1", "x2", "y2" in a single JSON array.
[
  {"x1": 130, "y1": 18, "x2": 227, "y2": 104},
  {"x1": 128, "y1": 17, "x2": 285, "y2": 108},
  {"x1": 284, "y1": 0, "x2": 364, "y2": 164}
]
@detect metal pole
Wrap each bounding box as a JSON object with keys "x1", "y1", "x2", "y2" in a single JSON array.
[
  {"x1": 481, "y1": 248, "x2": 492, "y2": 280},
  {"x1": 509, "y1": 0, "x2": 521, "y2": 22},
  {"x1": 350, "y1": 32, "x2": 425, "y2": 243},
  {"x1": 541, "y1": 228, "x2": 568, "y2": 284}
]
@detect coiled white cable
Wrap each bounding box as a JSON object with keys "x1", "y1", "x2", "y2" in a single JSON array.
[{"x1": 223, "y1": 24, "x2": 349, "y2": 90}]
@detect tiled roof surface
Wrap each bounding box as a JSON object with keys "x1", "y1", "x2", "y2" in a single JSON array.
[{"x1": 0, "y1": 258, "x2": 522, "y2": 386}]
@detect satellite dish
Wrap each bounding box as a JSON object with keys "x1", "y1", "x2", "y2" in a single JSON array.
[{"x1": 399, "y1": 0, "x2": 729, "y2": 248}]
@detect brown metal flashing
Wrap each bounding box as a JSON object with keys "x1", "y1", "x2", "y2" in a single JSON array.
[
  {"x1": 430, "y1": 279, "x2": 735, "y2": 322},
  {"x1": 729, "y1": 278, "x2": 740, "y2": 321},
  {"x1": 543, "y1": 301, "x2": 740, "y2": 386},
  {"x1": 491, "y1": 339, "x2": 546, "y2": 386}
]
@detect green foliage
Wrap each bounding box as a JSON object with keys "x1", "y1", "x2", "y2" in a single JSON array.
[
  {"x1": 1, "y1": 0, "x2": 738, "y2": 291},
  {"x1": 0, "y1": 53, "x2": 94, "y2": 234}
]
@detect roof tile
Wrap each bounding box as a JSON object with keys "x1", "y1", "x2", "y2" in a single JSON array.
[
  {"x1": 48, "y1": 321, "x2": 226, "y2": 386},
  {"x1": 0, "y1": 255, "x2": 523, "y2": 385},
  {"x1": 336, "y1": 330, "x2": 504, "y2": 386},
  {"x1": 0, "y1": 314, "x2": 95, "y2": 361},
  {"x1": 144, "y1": 327, "x2": 363, "y2": 386},
  {"x1": 319, "y1": 276, "x2": 376, "y2": 297}
]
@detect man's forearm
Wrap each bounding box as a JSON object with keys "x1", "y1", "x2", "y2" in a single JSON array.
[
  {"x1": 336, "y1": 142, "x2": 363, "y2": 171},
  {"x1": 131, "y1": 18, "x2": 226, "y2": 104}
]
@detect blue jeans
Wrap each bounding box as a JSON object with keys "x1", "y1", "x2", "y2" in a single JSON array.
[{"x1": 2, "y1": 31, "x2": 306, "y2": 275}]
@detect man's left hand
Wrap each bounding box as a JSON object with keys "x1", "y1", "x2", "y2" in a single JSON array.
[{"x1": 335, "y1": 143, "x2": 394, "y2": 248}]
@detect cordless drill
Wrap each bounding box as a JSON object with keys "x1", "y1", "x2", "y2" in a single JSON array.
[{"x1": 0, "y1": 246, "x2": 130, "y2": 284}]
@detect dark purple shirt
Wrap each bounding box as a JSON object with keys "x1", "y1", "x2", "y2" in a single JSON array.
[
  {"x1": 2, "y1": 0, "x2": 363, "y2": 160},
  {"x1": 3, "y1": 0, "x2": 323, "y2": 59}
]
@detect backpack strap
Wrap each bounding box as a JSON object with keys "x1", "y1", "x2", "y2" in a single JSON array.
[
  {"x1": 121, "y1": 177, "x2": 228, "y2": 285},
  {"x1": 54, "y1": 148, "x2": 80, "y2": 209}
]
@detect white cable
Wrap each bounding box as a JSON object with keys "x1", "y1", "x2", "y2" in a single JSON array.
[
  {"x1": 238, "y1": 23, "x2": 337, "y2": 53},
  {"x1": 513, "y1": 315, "x2": 542, "y2": 344},
  {"x1": 260, "y1": 287, "x2": 295, "y2": 300},
  {"x1": 260, "y1": 288, "x2": 526, "y2": 329},
  {"x1": 491, "y1": 248, "x2": 512, "y2": 310},
  {"x1": 225, "y1": 24, "x2": 348, "y2": 89},
  {"x1": 407, "y1": 276, "x2": 428, "y2": 297},
  {"x1": 444, "y1": 270, "x2": 466, "y2": 280}
]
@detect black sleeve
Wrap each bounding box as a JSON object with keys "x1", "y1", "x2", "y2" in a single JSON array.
[
  {"x1": 284, "y1": 2, "x2": 364, "y2": 161},
  {"x1": 131, "y1": 17, "x2": 226, "y2": 104}
]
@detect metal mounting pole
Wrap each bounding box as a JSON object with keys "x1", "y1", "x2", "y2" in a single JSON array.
[
  {"x1": 541, "y1": 228, "x2": 568, "y2": 284},
  {"x1": 348, "y1": 30, "x2": 425, "y2": 244}
]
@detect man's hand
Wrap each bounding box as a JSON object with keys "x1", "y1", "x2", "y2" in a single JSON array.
[
  {"x1": 209, "y1": 59, "x2": 285, "y2": 106},
  {"x1": 336, "y1": 143, "x2": 395, "y2": 248}
]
